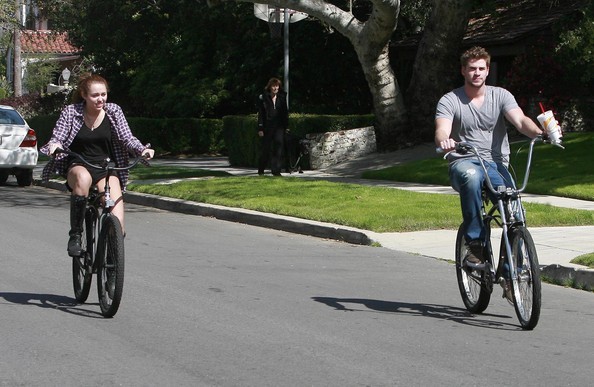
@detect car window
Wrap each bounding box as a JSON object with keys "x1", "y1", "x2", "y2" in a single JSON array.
[{"x1": 0, "y1": 109, "x2": 26, "y2": 125}]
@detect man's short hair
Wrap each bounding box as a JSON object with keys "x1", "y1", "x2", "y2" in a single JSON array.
[{"x1": 460, "y1": 46, "x2": 491, "y2": 68}]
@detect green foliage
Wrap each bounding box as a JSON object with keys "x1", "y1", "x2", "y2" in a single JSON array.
[
  {"x1": 555, "y1": 1, "x2": 594, "y2": 85},
  {"x1": 23, "y1": 56, "x2": 60, "y2": 94},
  {"x1": 30, "y1": 114, "x2": 225, "y2": 156},
  {"x1": 26, "y1": 114, "x2": 59, "y2": 145},
  {"x1": 0, "y1": 76, "x2": 10, "y2": 99},
  {"x1": 223, "y1": 115, "x2": 260, "y2": 166},
  {"x1": 128, "y1": 117, "x2": 224, "y2": 155},
  {"x1": 501, "y1": 4, "x2": 593, "y2": 128},
  {"x1": 0, "y1": 91, "x2": 71, "y2": 119},
  {"x1": 44, "y1": 0, "x2": 371, "y2": 118}
]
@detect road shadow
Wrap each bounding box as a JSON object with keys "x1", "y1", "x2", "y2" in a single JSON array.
[
  {"x1": 0, "y1": 291, "x2": 104, "y2": 318},
  {"x1": 0, "y1": 184, "x2": 67, "y2": 209},
  {"x1": 312, "y1": 296, "x2": 521, "y2": 330}
]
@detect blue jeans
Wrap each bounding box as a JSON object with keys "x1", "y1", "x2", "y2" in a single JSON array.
[{"x1": 449, "y1": 158, "x2": 515, "y2": 243}]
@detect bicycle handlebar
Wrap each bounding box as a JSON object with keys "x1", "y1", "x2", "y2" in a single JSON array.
[
  {"x1": 54, "y1": 148, "x2": 150, "y2": 171},
  {"x1": 437, "y1": 136, "x2": 546, "y2": 196}
]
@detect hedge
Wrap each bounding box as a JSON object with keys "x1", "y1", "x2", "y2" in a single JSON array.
[
  {"x1": 29, "y1": 113, "x2": 374, "y2": 166},
  {"x1": 223, "y1": 113, "x2": 375, "y2": 167},
  {"x1": 28, "y1": 115, "x2": 225, "y2": 156}
]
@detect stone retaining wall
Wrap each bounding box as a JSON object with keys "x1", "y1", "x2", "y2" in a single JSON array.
[{"x1": 306, "y1": 126, "x2": 376, "y2": 169}]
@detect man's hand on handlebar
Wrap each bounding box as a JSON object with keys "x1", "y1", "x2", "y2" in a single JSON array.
[{"x1": 438, "y1": 138, "x2": 457, "y2": 153}]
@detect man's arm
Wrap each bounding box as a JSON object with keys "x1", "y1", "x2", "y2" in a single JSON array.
[
  {"x1": 505, "y1": 107, "x2": 543, "y2": 139},
  {"x1": 435, "y1": 117, "x2": 456, "y2": 151}
]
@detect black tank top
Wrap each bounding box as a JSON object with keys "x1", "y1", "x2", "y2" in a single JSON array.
[{"x1": 70, "y1": 115, "x2": 113, "y2": 164}]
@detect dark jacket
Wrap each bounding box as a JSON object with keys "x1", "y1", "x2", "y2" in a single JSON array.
[{"x1": 257, "y1": 91, "x2": 289, "y2": 132}]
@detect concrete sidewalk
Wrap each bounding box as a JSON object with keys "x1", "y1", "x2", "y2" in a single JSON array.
[{"x1": 33, "y1": 148, "x2": 594, "y2": 289}]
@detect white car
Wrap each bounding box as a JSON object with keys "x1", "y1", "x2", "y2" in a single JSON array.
[{"x1": 0, "y1": 105, "x2": 38, "y2": 186}]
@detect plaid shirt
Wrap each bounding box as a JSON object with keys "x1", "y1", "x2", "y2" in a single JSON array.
[{"x1": 39, "y1": 102, "x2": 148, "y2": 191}]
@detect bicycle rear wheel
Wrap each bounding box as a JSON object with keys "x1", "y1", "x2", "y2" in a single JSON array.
[
  {"x1": 455, "y1": 225, "x2": 491, "y2": 313},
  {"x1": 97, "y1": 215, "x2": 125, "y2": 318},
  {"x1": 72, "y1": 207, "x2": 95, "y2": 302},
  {"x1": 508, "y1": 226, "x2": 541, "y2": 330}
]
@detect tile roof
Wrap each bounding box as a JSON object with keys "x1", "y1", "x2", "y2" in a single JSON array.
[
  {"x1": 463, "y1": 0, "x2": 587, "y2": 46},
  {"x1": 20, "y1": 30, "x2": 80, "y2": 55}
]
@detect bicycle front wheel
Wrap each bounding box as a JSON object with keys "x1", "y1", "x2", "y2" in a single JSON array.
[
  {"x1": 455, "y1": 225, "x2": 491, "y2": 313},
  {"x1": 97, "y1": 215, "x2": 125, "y2": 318},
  {"x1": 72, "y1": 208, "x2": 95, "y2": 302},
  {"x1": 508, "y1": 226, "x2": 541, "y2": 330}
]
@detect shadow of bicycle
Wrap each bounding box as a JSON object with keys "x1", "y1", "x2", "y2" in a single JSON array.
[
  {"x1": 0, "y1": 292, "x2": 104, "y2": 318},
  {"x1": 312, "y1": 296, "x2": 520, "y2": 330}
]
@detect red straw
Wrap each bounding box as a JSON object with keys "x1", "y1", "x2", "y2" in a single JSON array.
[{"x1": 538, "y1": 102, "x2": 546, "y2": 113}]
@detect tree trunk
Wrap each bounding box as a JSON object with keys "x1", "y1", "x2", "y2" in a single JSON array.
[
  {"x1": 234, "y1": 0, "x2": 406, "y2": 150},
  {"x1": 355, "y1": 43, "x2": 407, "y2": 151},
  {"x1": 13, "y1": 0, "x2": 23, "y2": 97},
  {"x1": 405, "y1": 0, "x2": 474, "y2": 143}
]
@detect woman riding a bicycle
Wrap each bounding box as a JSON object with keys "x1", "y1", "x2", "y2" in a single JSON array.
[
  {"x1": 40, "y1": 73, "x2": 154, "y2": 257},
  {"x1": 434, "y1": 46, "x2": 543, "y2": 272}
]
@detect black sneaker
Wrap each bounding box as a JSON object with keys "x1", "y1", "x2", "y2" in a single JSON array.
[{"x1": 464, "y1": 240, "x2": 485, "y2": 269}]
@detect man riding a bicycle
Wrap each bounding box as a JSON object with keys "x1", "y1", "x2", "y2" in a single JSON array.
[{"x1": 434, "y1": 46, "x2": 543, "y2": 269}]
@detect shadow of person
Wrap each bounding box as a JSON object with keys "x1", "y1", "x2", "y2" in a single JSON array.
[
  {"x1": 0, "y1": 292, "x2": 103, "y2": 318},
  {"x1": 312, "y1": 296, "x2": 519, "y2": 330}
]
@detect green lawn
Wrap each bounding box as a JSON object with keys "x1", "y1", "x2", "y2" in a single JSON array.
[
  {"x1": 362, "y1": 132, "x2": 594, "y2": 201},
  {"x1": 128, "y1": 133, "x2": 594, "y2": 233}
]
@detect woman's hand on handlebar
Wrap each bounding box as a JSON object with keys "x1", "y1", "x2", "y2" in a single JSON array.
[
  {"x1": 48, "y1": 142, "x2": 63, "y2": 156},
  {"x1": 141, "y1": 148, "x2": 154, "y2": 160}
]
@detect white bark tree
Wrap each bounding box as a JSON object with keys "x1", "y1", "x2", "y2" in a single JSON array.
[{"x1": 233, "y1": 0, "x2": 407, "y2": 150}]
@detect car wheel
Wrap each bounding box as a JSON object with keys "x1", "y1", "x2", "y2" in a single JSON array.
[
  {"x1": 0, "y1": 170, "x2": 9, "y2": 185},
  {"x1": 15, "y1": 169, "x2": 33, "y2": 187}
]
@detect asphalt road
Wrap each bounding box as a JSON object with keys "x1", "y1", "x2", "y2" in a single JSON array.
[{"x1": 1, "y1": 184, "x2": 594, "y2": 386}]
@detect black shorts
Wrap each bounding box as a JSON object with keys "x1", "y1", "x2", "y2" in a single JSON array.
[{"x1": 65, "y1": 159, "x2": 108, "y2": 192}]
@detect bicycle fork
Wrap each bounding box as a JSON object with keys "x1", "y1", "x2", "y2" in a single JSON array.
[{"x1": 497, "y1": 199, "x2": 527, "y2": 315}]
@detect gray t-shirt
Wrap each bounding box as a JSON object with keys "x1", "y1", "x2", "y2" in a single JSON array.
[{"x1": 436, "y1": 86, "x2": 518, "y2": 165}]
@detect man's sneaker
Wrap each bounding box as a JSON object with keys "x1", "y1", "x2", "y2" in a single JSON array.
[
  {"x1": 464, "y1": 240, "x2": 485, "y2": 269},
  {"x1": 500, "y1": 279, "x2": 513, "y2": 304}
]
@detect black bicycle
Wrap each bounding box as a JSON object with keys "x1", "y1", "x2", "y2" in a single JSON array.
[
  {"x1": 444, "y1": 137, "x2": 552, "y2": 330},
  {"x1": 56, "y1": 149, "x2": 147, "y2": 317}
]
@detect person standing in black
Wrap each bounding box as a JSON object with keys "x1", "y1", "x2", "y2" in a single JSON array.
[{"x1": 257, "y1": 77, "x2": 289, "y2": 176}]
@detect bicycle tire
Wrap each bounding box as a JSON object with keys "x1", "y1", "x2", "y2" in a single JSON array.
[
  {"x1": 508, "y1": 226, "x2": 541, "y2": 330},
  {"x1": 455, "y1": 225, "x2": 491, "y2": 313},
  {"x1": 72, "y1": 207, "x2": 95, "y2": 302},
  {"x1": 97, "y1": 215, "x2": 125, "y2": 318}
]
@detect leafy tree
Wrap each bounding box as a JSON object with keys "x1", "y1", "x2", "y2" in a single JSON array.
[
  {"x1": 23, "y1": 54, "x2": 60, "y2": 94},
  {"x1": 555, "y1": 1, "x2": 594, "y2": 88}
]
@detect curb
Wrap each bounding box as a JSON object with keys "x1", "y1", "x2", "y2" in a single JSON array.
[
  {"x1": 541, "y1": 264, "x2": 594, "y2": 291},
  {"x1": 124, "y1": 191, "x2": 373, "y2": 246},
  {"x1": 36, "y1": 179, "x2": 372, "y2": 246},
  {"x1": 35, "y1": 179, "x2": 593, "y2": 291}
]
